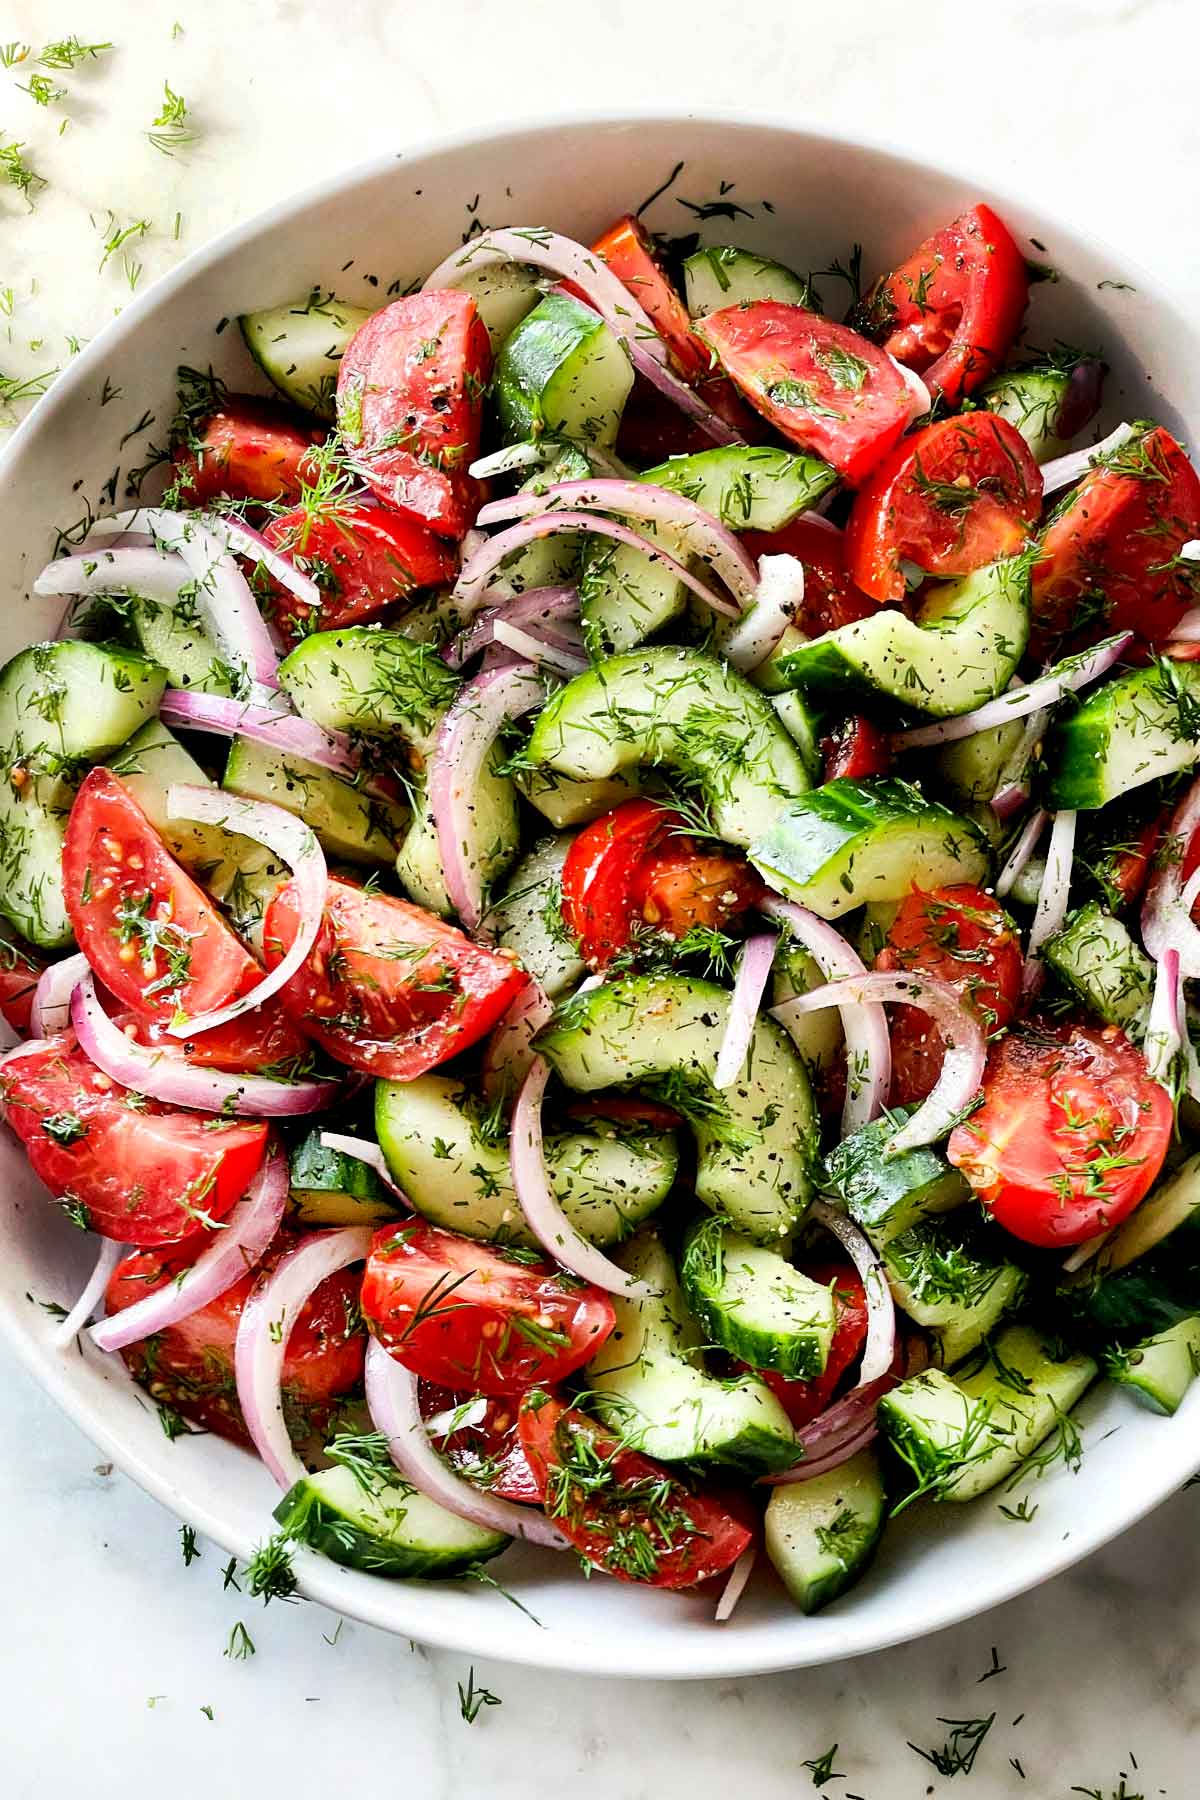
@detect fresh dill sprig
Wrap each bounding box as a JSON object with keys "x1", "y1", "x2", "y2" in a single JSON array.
[
  {"x1": 908, "y1": 1713, "x2": 995, "y2": 1778},
  {"x1": 0, "y1": 44, "x2": 30, "y2": 68},
  {"x1": 179, "y1": 1524, "x2": 201, "y2": 1566},
  {"x1": 95, "y1": 210, "x2": 151, "y2": 276},
  {"x1": 0, "y1": 367, "x2": 58, "y2": 422},
  {"x1": 147, "y1": 79, "x2": 197, "y2": 156},
  {"x1": 457, "y1": 1667, "x2": 502, "y2": 1725},
  {"x1": 801, "y1": 1743, "x2": 844, "y2": 1787},
  {"x1": 18, "y1": 72, "x2": 66, "y2": 106},
  {"x1": 39, "y1": 37, "x2": 113, "y2": 70},
  {"x1": 224, "y1": 1620, "x2": 256, "y2": 1661},
  {"x1": 244, "y1": 1533, "x2": 299, "y2": 1604},
  {"x1": 0, "y1": 135, "x2": 46, "y2": 206}
]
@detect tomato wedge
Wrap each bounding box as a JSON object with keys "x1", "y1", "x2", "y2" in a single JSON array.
[
  {"x1": 1031, "y1": 426, "x2": 1200, "y2": 652},
  {"x1": 876, "y1": 884, "x2": 1023, "y2": 1107},
  {"x1": 264, "y1": 876, "x2": 526, "y2": 1079},
  {"x1": 0, "y1": 1032, "x2": 268, "y2": 1246},
  {"x1": 336, "y1": 291, "x2": 491, "y2": 539},
  {"x1": 64, "y1": 769, "x2": 266, "y2": 1030},
  {"x1": 740, "y1": 517, "x2": 879, "y2": 636},
  {"x1": 820, "y1": 715, "x2": 892, "y2": 783},
  {"x1": 947, "y1": 1020, "x2": 1173, "y2": 1247},
  {"x1": 172, "y1": 395, "x2": 323, "y2": 506},
  {"x1": 755, "y1": 1261, "x2": 868, "y2": 1429},
  {"x1": 591, "y1": 213, "x2": 709, "y2": 383},
  {"x1": 117, "y1": 1000, "x2": 311, "y2": 1076},
  {"x1": 695, "y1": 302, "x2": 913, "y2": 484},
  {"x1": 106, "y1": 1229, "x2": 365, "y2": 1444},
  {"x1": 517, "y1": 1390, "x2": 753, "y2": 1587},
  {"x1": 850, "y1": 204, "x2": 1028, "y2": 402},
  {"x1": 845, "y1": 414, "x2": 1042, "y2": 603},
  {"x1": 418, "y1": 1380, "x2": 542, "y2": 1503},
  {"x1": 0, "y1": 936, "x2": 43, "y2": 1034},
  {"x1": 361, "y1": 1222, "x2": 615, "y2": 1396},
  {"x1": 263, "y1": 502, "x2": 457, "y2": 639}
]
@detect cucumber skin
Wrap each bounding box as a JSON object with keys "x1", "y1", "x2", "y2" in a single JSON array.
[
  {"x1": 1105, "y1": 1317, "x2": 1200, "y2": 1415},
  {"x1": 1045, "y1": 662, "x2": 1200, "y2": 811},
  {"x1": 641, "y1": 445, "x2": 837, "y2": 531},
  {"x1": 679, "y1": 1222, "x2": 833, "y2": 1379},
  {"x1": 764, "y1": 1450, "x2": 886, "y2": 1615},
  {"x1": 495, "y1": 290, "x2": 631, "y2": 447},
  {"x1": 274, "y1": 1480, "x2": 509, "y2": 1579}
]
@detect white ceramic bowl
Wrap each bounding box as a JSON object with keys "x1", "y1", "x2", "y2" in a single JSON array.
[{"x1": 2, "y1": 112, "x2": 1197, "y2": 1679}]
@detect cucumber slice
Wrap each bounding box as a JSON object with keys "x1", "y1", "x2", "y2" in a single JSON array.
[
  {"x1": 1043, "y1": 902, "x2": 1153, "y2": 1029},
  {"x1": 773, "y1": 557, "x2": 1030, "y2": 716},
  {"x1": 680, "y1": 1218, "x2": 836, "y2": 1378},
  {"x1": 539, "y1": 972, "x2": 816, "y2": 1242},
  {"x1": 878, "y1": 1324, "x2": 1096, "y2": 1504},
  {"x1": 1062, "y1": 1151, "x2": 1200, "y2": 1337},
  {"x1": 275, "y1": 1463, "x2": 509, "y2": 1577},
  {"x1": 980, "y1": 363, "x2": 1091, "y2": 463},
  {"x1": 118, "y1": 596, "x2": 233, "y2": 696},
  {"x1": 934, "y1": 717, "x2": 1025, "y2": 806},
  {"x1": 501, "y1": 444, "x2": 593, "y2": 595},
  {"x1": 586, "y1": 1228, "x2": 799, "y2": 1472},
  {"x1": 771, "y1": 939, "x2": 843, "y2": 1080},
  {"x1": 683, "y1": 244, "x2": 814, "y2": 318},
  {"x1": 453, "y1": 259, "x2": 542, "y2": 352},
  {"x1": 824, "y1": 1108, "x2": 970, "y2": 1241},
  {"x1": 515, "y1": 765, "x2": 642, "y2": 828},
  {"x1": 750, "y1": 776, "x2": 989, "y2": 919},
  {"x1": 374, "y1": 1073, "x2": 677, "y2": 1248},
  {"x1": 277, "y1": 627, "x2": 457, "y2": 754},
  {"x1": 1045, "y1": 661, "x2": 1200, "y2": 810},
  {"x1": 485, "y1": 834, "x2": 585, "y2": 998},
  {"x1": 770, "y1": 691, "x2": 822, "y2": 779},
  {"x1": 240, "y1": 293, "x2": 374, "y2": 418},
  {"x1": 882, "y1": 1213, "x2": 1027, "y2": 1369},
  {"x1": 1106, "y1": 1316, "x2": 1200, "y2": 1415},
  {"x1": 526, "y1": 646, "x2": 810, "y2": 849},
  {"x1": 578, "y1": 518, "x2": 694, "y2": 659},
  {"x1": 223, "y1": 738, "x2": 408, "y2": 865},
  {"x1": 289, "y1": 1129, "x2": 400, "y2": 1227},
  {"x1": 495, "y1": 290, "x2": 632, "y2": 450},
  {"x1": 394, "y1": 748, "x2": 520, "y2": 919},
  {"x1": 641, "y1": 445, "x2": 837, "y2": 531},
  {"x1": 764, "y1": 1448, "x2": 885, "y2": 1614}
]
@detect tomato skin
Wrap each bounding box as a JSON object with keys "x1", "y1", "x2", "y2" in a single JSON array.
[
  {"x1": 64, "y1": 770, "x2": 266, "y2": 1030},
  {"x1": 0, "y1": 1032, "x2": 268, "y2": 1246},
  {"x1": 1031, "y1": 427, "x2": 1200, "y2": 653},
  {"x1": 517, "y1": 1391, "x2": 753, "y2": 1588},
  {"x1": 263, "y1": 503, "x2": 456, "y2": 639},
  {"x1": 852, "y1": 204, "x2": 1028, "y2": 402},
  {"x1": 845, "y1": 413, "x2": 1042, "y2": 603},
  {"x1": 632, "y1": 843, "x2": 764, "y2": 937},
  {"x1": 336, "y1": 291, "x2": 490, "y2": 539},
  {"x1": 418, "y1": 1380, "x2": 542, "y2": 1503},
  {"x1": 264, "y1": 876, "x2": 526, "y2": 1080},
  {"x1": 696, "y1": 303, "x2": 913, "y2": 484},
  {"x1": 820, "y1": 715, "x2": 892, "y2": 783},
  {"x1": 877, "y1": 884, "x2": 1023, "y2": 1107},
  {"x1": 1097, "y1": 807, "x2": 1168, "y2": 914},
  {"x1": 948, "y1": 1021, "x2": 1173, "y2": 1246},
  {"x1": 0, "y1": 937, "x2": 43, "y2": 1034},
  {"x1": 105, "y1": 1230, "x2": 365, "y2": 1445},
  {"x1": 118, "y1": 999, "x2": 311, "y2": 1076},
  {"x1": 756, "y1": 1262, "x2": 868, "y2": 1428},
  {"x1": 361, "y1": 1223, "x2": 615, "y2": 1397},
  {"x1": 590, "y1": 214, "x2": 709, "y2": 383},
  {"x1": 741, "y1": 517, "x2": 880, "y2": 635},
  {"x1": 172, "y1": 396, "x2": 323, "y2": 506}
]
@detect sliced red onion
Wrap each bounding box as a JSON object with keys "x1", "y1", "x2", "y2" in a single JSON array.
[
  {"x1": 481, "y1": 979, "x2": 555, "y2": 1103},
  {"x1": 759, "y1": 1418, "x2": 880, "y2": 1488},
  {"x1": 714, "y1": 1543, "x2": 756, "y2": 1622},
  {"x1": 492, "y1": 619, "x2": 588, "y2": 676},
  {"x1": 1061, "y1": 1227, "x2": 1115, "y2": 1275},
  {"x1": 991, "y1": 708, "x2": 1050, "y2": 821},
  {"x1": 714, "y1": 935, "x2": 776, "y2": 1090},
  {"x1": 236, "y1": 1225, "x2": 373, "y2": 1489},
  {"x1": 890, "y1": 634, "x2": 1131, "y2": 751},
  {"x1": 1039, "y1": 422, "x2": 1136, "y2": 497},
  {"x1": 723, "y1": 555, "x2": 806, "y2": 672},
  {"x1": 164, "y1": 784, "x2": 326, "y2": 1036},
  {"x1": 160, "y1": 689, "x2": 361, "y2": 782},
  {"x1": 995, "y1": 808, "x2": 1049, "y2": 900},
  {"x1": 91, "y1": 1149, "x2": 289, "y2": 1353},
  {"x1": 782, "y1": 973, "x2": 985, "y2": 1155},
  {"x1": 511, "y1": 1056, "x2": 657, "y2": 1297},
  {"x1": 424, "y1": 1395, "x2": 489, "y2": 1438},
  {"x1": 452, "y1": 513, "x2": 739, "y2": 618},
  {"x1": 71, "y1": 971, "x2": 333, "y2": 1115},
  {"x1": 364, "y1": 1338, "x2": 568, "y2": 1547},
  {"x1": 762, "y1": 896, "x2": 890, "y2": 1135},
  {"x1": 34, "y1": 546, "x2": 192, "y2": 608},
  {"x1": 626, "y1": 337, "x2": 742, "y2": 447},
  {"x1": 809, "y1": 1199, "x2": 896, "y2": 1386},
  {"x1": 220, "y1": 518, "x2": 322, "y2": 613},
  {"x1": 1142, "y1": 773, "x2": 1200, "y2": 977},
  {"x1": 31, "y1": 952, "x2": 89, "y2": 1038},
  {"x1": 1163, "y1": 610, "x2": 1200, "y2": 646},
  {"x1": 318, "y1": 1132, "x2": 412, "y2": 1205},
  {"x1": 1144, "y1": 947, "x2": 1183, "y2": 1085},
  {"x1": 427, "y1": 666, "x2": 545, "y2": 931},
  {"x1": 424, "y1": 228, "x2": 667, "y2": 365},
  {"x1": 469, "y1": 442, "x2": 551, "y2": 480},
  {"x1": 54, "y1": 1237, "x2": 125, "y2": 1350},
  {"x1": 443, "y1": 584, "x2": 580, "y2": 671},
  {"x1": 476, "y1": 478, "x2": 758, "y2": 607},
  {"x1": 1182, "y1": 540, "x2": 1200, "y2": 562},
  {"x1": 889, "y1": 355, "x2": 932, "y2": 420},
  {"x1": 1023, "y1": 809, "x2": 1077, "y2": 995}
]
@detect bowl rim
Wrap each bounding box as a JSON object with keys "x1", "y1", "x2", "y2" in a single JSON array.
[{"x1": 3, "y1": 105, "x2": 1199, "y2": 1679}]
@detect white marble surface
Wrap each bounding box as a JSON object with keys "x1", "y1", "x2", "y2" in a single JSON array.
[{"x1": 3, "y1": 0, "x2": 1200, "y2": 1792}]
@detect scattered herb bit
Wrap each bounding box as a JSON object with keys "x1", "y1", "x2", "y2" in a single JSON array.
[
  {"x1": 801, "y1": 1742, "x2": 844, "y2": 1787},
  {"x1": 244, "y1": 1533, "x2": 299, "y2": 1604},
  {"x1": 147, "y1": 79, "x2": 197, "y2": 155},
  {"x1": 157, "y1": 1401, "x2": 198, "y2": 1441},
  {"x1": 95, "y1": 211, "x2": 150, "y2": 276},
  {"x1": 322, "y1": 1617, "x2": 344, "y2": 1647},
  {"x1": 39, "y1": 37, "x2": 113, "y2": 70},
  {"x1": 977, "y1": 1645, "x2": 1006, "y2": 1683},
  {"x1": 18, "y1": 72, "x2": 66, "y2": 106},
  {"x1": 1097, "y1": 280, "x2": 1136, "y2": 293},
  {"x1": 0, "y1": 135, "x2": 46, "y2": 206},
  {"x1": 0, "y1": 43, "x2": 30, "y2": 67},
  {"x1": 457, "y1": 1667, "x2": 502, "y2": 1724},
  {"x1": 200, "y1": 1704, "x2": 214, "y2": 1721},
  {"x1": 908, "y1": 1713, "x2": 995, "y2": 1778},
  {"x1": 221, "y1": 1556, "x2": 241, "y2": 1592},
  {"x1": 998, "y1": 1495, "x2": 1039, "y2": 1523},
  {"x1": 179, "y1": 1524, "x2": 201, "y2": 1566},
  {"x1": 224, "y1": 1621, "x2": 256, "y2": 1661},
  {"x1": 0, "y1": 367, "x2": 57, "y2": 420}
]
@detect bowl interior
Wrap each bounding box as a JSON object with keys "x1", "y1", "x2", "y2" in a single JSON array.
[{"x1": 2, "y1": 114, "x2": 1197, "y2": 1678}]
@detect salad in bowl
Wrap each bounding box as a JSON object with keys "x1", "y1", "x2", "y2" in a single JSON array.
[{"x1": 3, "y1": 188, "x2": 1199, "y2": 1625}]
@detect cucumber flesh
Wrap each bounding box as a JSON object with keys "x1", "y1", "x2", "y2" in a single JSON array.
[
  {"x1": 275, "y1": 1463, "x2": 509, "y2": 1578},
  {"x1": 578, "y1": 518, "x2": 694, "y2": 659},
  {"x1": 288, "y1": 1129, "x2": 400, "y2": 1227},
  {"x1": 764, "y1": 1448, "x2": 885, "y2": 1614},
  {"x1": 515, "y1": 764, "x2": 642, "y2": 829},
  {"x1": 394, "y1": 746, "x2": 520, "y2": 919},
  {"x1": 680, "y1": 1219, "x2": 836, "y2": 1378},
  {"x1": 980, "y1": 362, "x2": 1100, "y2": 463},
  {"x1": 1046, "y1": 660, "x2": 1200, "y2": 810},
  {"x1": 824, "y1": 1108, "x2": 970, "y2": 1240},
  {"x1": 495, "y1": 290, "x2": 633, "y2": 450},
  {"x1": 1043, "y1": 901, "x2": 1153, "y2": 1029},
  {"x1": 882, "y1": 1213, "x2": 1027, "y2": 1369},
  {"x1": 771, "y1": 939, "x2": 843, "y2": 1079},
  {"x1": 223, "y1": 738, "x2": 408, "y2": 865},
  {"x1": 485, "y1": 834, "x2": 585, "y2": 998},
  {"x1": 641, "y1": 445, "x2": 837, "y2": 531},
  {"x1": 683, "y1": 245, "x2": 815, "y2": 318},
  {"x1": 1106, "y1": 1316, "x2": 1200, "y2": 1415},
  {"x1": 453, "y1": 259, "x2": 542, "y2": 352},
  {"x1": 277, "y1": 627, "x2": 457, "y2": 754},
  {"x1": 239, "y1": 293, "x2": 374, "y2": 420},
  {"x1": 112, "y1": 595, "x2": 232, "y2": 696},
  {"x1": 1062, "y1": 1151, "x2": 1200, "y2": 1338}
]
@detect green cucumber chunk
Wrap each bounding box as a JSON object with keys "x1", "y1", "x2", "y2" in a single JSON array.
[
  {"x1": 515, "y1": 765, "x2": 642, "y2": 829},
  {"x1": 485, "y1": 834, "x2": 585, "y2": 998},
  {"x1": 116, "y1": 596, "x2": 232, "y2": 696},
  {"x1": 394, "y1": 746, "x2": 520, "y2": 919},
  {"x1": 495, "y1": 290, "x2": 633, "y2": 449},
  {"x1": 771, "y1": 939, "x2": 843, "y2": 1082},
  {"x1": 1105, "y1": 1316, "x2": 1200, "y2": 1415},
  {"x1": 641, "y1": 445, "x2": 837, "y2": 531},
  {"x1": 1043, "y1": 901, "x2": 1153, "y2": 1029},
  {"x1": 453, "y1": 259, "x2": 542, "y2": 352},
  {"x1": 882, "y1": 1213, "x2": 1028, "y2": 1369},
  {"x1": 277, "y1": 627, "x2": 457, "y2": 753},
  {"x1": 934, "y1": 717, "x2": 1025, "y2": 806},
  {"x1": 824, "y1": 1108, "x2": 970, "y2": 1241},
  {"x1": 578, "y1": 518, "x2": 694, "y2": 659},
  {"x1": 223, "y1": 738, "x2": 407, "y2": 865},
  {"x1": 288, "y1": 1129, "x2": 400, "y2": 1227},
  {"x1": 683, "y1": 244, "x2": 815, "y2": 318},
  {"x1": 1045, "y1": 660, "x2": 1200, "y2": 810},
  {"x1": 275, "y1": 1464, "x2": 509, "y2": 1578},
  {"x1": 1062, "y1": 1151, "x2": 1200, "y2": 1337},
  {"x1": 680, "y1": 1218, "x2": 836, "y2": 1378},
  {"x1": 980, "y1": 361, "x2": 1099, "y2": 462},
  {"x1": 239, "y1": 293, "x2": 374, "y2": 419},
  {"x1": 764, "y1": 1448, "x2": 886, "y2": 1614}
]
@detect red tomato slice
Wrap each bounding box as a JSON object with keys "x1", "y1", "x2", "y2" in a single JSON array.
[
  {"x1": 845, "y1": 414, "x2": 1042, "y2": 603},
  {"x1": 263, "y1": 502, "x2": 456, "y2": 640},
  {"x1": 361, "y1": 1223, "x2": 615, "y2": 1397},
  {"x1": 264, "y1": 876, "x2": 526, "y2": 1080},
  {"x1": 63, "y1": 769, "x2": 265, "y2": 1030},
  {"x1": 590, "y1": 214, "x2": 709, "y2": 383},
  {"x1": 418, "y1": 1379, "x2": 542, "y2": 1503},
  {"x1": 0, "y1": 936, "x2": 43, "y2": 1034},
  {"x1": 1098, "y1": 806, "x2": 1168, "y2": 914},
  {"x1": 632, "y1": 843, "x2": 763, "y2": 938},
  {"x1": 172, "y1": 396, "x2": 323, "y2": 506},
  {"x1": 117, "y1": 999, "x2": 311, "y2": 1076},
  {"x1": 876, "y1": 884, "x2": 1023, "y2": 1107},
  {"x1": 615, "y1": 374, "x2": 767, "y2": 464},
  {"x1": 336, "y1": 291, "x2": 491, "y2": 539},
  {"x1": 1031, "y1": 426, "x2": 1200, "y2": 653},
  {"x1": 517, "y1": 1390, "x2": 753, "y2": 1587},
  {"x1": 820, "y1": 715, "x2": 892, "y2": 783},
  {"x1": 695, "y1": 303, "x2": 913, "y2": 484},
  {"x1": 756, "y1": 1261, "x2": 868, "y2": 1429},
  {"x1": 0, "y1": 1032, "x2": 268, "y2": 1246},
  {"x1": 947, "y1": 1020, "x2": 1173, "y2": 1246},
  {"x1": 740, "y1": 517, "x2": 880, "y2": 635},
  {"x1": 851, "y1": 204, "x2": 1028, "y2": 402},
  {"x1": 106, "y1": 1229, "x2": 364, "y2": 1445}
]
